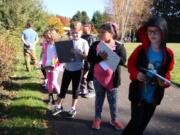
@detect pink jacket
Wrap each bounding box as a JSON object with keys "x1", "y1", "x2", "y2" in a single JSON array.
[{"x1": 42, "y1": 41, "x2": 63, "y2": 71}]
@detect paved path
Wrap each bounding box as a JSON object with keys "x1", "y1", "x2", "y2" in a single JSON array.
[{"x1": 48, "y1": 67, "x2": 180, "y2": 135}]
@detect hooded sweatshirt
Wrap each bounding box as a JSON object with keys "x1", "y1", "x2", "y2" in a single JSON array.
[{"x1": 128, "y1": 17, "x2": 174, "y2": 105}]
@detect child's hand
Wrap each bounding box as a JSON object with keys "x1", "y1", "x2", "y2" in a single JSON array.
[
  {"x1": 137, "y1": 72, "x2": 146, "y2": 82},
  {"x1": 157, "y1": 78, "x2": 169, "y2": 87},
  {"x1": 99, "y1": 51, "x2": 108, "y2": 60},
  {"x1": 157, "y1": 78, "x2": 164, "y2": 86}
]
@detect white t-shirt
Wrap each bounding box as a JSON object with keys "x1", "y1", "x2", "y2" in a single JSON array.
[{"x1": 65, "y1": 38, "x2": 89, "y2": 71}]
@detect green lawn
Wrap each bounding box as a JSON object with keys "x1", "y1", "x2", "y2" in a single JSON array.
[
  {"x1": 124, "y1": 43, "x2": 180, "y2": 85},
  {"x1": 0, "y1": 48, "x2": 48, "y2": 135}
]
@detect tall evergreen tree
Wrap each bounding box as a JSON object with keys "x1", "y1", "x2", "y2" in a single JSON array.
[
  {"x1": 91, "y1": 11, "x2": 105, "y2": 29},
  {"x1": 71, "y1": 11, "x2": 82, "y2": 22},
  {"x1": 152, "y1": 0, "x2": 180, "y2": 41},
  {"x1": 71, "y1": 11, "x2": 90, "y2": 24},
  {"x1": 81, "y1": 11, "x2": 90, "y2": 24}
]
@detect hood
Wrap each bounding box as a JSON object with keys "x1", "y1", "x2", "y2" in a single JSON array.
[{"x1": 138, "y1": 16, "x2": 168, "y2": 49}]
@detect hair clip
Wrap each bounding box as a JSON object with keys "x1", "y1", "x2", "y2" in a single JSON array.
[{"x1": 111, "y1": 23, "x2": 118, "y2": 31}]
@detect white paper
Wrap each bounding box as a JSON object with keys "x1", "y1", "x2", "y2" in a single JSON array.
[
  {"x1": 98, "y1": 41, "x2": 120, "y2": 71},
  {"x1": 99, "y1": 61, "x2": 110, "y2": 71}
]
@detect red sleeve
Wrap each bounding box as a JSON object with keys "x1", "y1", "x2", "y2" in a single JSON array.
[
  {"x1": 164, "y1": 48, "x2": 174, "y2": 88},
  {"x1": 128, "y1": 45, "x2": 143, "y2": 80}
]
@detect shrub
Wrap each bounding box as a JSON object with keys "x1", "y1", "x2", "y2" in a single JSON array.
[{"x1": 0, "y1": 32, "x2": 19, "y2": 85}]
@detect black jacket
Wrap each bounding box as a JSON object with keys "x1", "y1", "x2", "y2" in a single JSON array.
[
  {"x1": 87, "y1": 41, "x2": 126, "y2": 87},
  {"x1": 81, "y1": 34, "x2": 97, "y2": 47},
  {"x1": 81, "y1": 34, "x2": 97, "y2": 70}
]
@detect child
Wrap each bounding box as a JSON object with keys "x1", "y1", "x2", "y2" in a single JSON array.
[
  {"x1": 88, "y1": 23, "x2": 126, "y2": 130},
  {"x1": 40, "y1": 30, "x2": 50, "y2": 89},
  {"x1": 21, "y1": 22, "x2": 39, "y2": 72},
  {"x1": 79, "y1": 21, "x2": 97, "y2": 98},
  {"x1": 52, "y1": 21, "x2": 89, "y2": 118},
  {"x1": 42, "y1": 29, "x2": 64, "y2": 104},
  {"x1": 122, "y1": 17, "x2": 174, "y2": 135}
]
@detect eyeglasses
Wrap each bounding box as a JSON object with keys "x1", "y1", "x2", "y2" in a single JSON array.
[{"x1": 147, "y1": 29, "x2": 160, "y2": 35}]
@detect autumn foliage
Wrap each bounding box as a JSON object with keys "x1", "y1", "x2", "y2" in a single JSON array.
[
  {"x1": 58, "y1": 16, "x2": 70, "y2": 26},
  {"x1": 48, "y1": 16, "x2": 64, "y2": 35},
  {"x1": 0, "y1": 33, "x2": 18, "y2": 84},
  {"x1": 106, "y1": 0, "x2": 153, "y2": 41}
]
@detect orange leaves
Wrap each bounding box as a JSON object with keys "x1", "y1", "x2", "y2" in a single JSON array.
[
  {"x1": 58, "y1": 16, "x2": 70, "y2": 26},
  {"x1": 47, "y1": 16, "x2": 64, "y2": 36}
]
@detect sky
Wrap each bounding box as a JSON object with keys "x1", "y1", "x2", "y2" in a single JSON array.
[{"x1": 42, "y1": 0, "x2": 107, "y2": 19}]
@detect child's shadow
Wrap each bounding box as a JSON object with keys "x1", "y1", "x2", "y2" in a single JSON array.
[{"x1": 48, "y1": 113, "x2": 123, "y2": 135}]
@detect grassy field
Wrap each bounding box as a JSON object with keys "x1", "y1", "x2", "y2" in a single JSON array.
[
  {"x1": 124, "y1": 43, "x2": 180, "y2": 85},
  {"x1": 0, "y1": 48, "x2": 49, "y2": 135}
]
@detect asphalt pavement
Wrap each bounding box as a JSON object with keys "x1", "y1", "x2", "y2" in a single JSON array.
[{"x1": 48, "y1": 67, "x2": 180, "y2": 135}]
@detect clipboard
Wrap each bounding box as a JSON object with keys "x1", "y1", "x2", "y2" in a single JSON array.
[
  {"x1": 140, "y1": 67, "x2": 179, "y2": 89},
  {"x1": 55, "y1": 40, "x2": 76, "y2": 62},
  {"x1": 98, "y1": 41, "x2": 120, "y2": 71}
]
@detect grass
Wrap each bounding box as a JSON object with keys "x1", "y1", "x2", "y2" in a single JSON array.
[
  {"x1": 124, "y1": 43, "x2": 180, "y2": 85},
  {"x1": 0, "y1": 48, "x2": 49, "y2": 135}
]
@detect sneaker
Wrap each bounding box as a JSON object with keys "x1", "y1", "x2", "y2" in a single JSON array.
[
  {"x1": 42, "y1": 85, "x2": 48, "y2": 91},
  {"x1": 78, "y1": 91, "x2": 83, "y2": 95},
  {"x1": 110, "y1": 120, "x2": 124, "y2": 130},
  {"x1": 83, "y1": 92, "x2": 95, "y2": 98},
  {"x1": 67, "y1": 108, "x2": 76, "y2": 118},
  {"x1": 92, "y1": 119, "x2": 101, "y2": 130},
  {"x1": 79, "y1": 90, "x2": 88, "y2": 96},
  {"x1": 52, "y1": 106, "x2": 63, "y2": 116}
]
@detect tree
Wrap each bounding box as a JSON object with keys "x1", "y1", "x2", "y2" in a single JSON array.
[
  {"x1": 71, "y1": 11, "x2": 82, "y2": 22},
  {"x1": 71, "y1": 11, "x2": 90, "y2": 23},
  {"x1": 91, "y1": 11, "x2": 106, "y2": 29},
  {"x1": 58, "y1": 16, "x2": 70, "y2": 26},
  {"x1": 48, "y1": 16, "x2": 64, "y2": 35},
  {"x1": 152, "y1": 0, "x2": 180, "y2": 41},
  {"x1": 0, "y1": 0, "x2": 48, "y2": 33},
  {"x1": 152, "y1": 0, "x2": 180, "y2": 17},
  {"x1": 81, "y1": 11, "x2": 90, "y2": 24},
  {"x1": 105, "y1": 0, "x2": 153, "y2": 41}
]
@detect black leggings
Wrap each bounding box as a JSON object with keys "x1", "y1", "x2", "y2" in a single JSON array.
[
  {"x1": 58, "y1": 69, "x2": 81, "y2": 99},
  {"x1": 41, "y1": 65, "x2": 46, "y2": 79}
]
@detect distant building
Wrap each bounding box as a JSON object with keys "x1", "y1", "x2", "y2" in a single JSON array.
[{"x1": 64, "y1": 26, "x2": 70, "y2": 35}]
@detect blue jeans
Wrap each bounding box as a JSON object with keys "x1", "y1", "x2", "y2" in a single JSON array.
[{"x1": 93, "y1": 79, "x2": 118, "y2": 121}]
